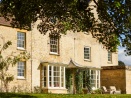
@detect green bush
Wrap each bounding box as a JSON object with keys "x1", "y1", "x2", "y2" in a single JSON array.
[
  {"x1": 91, "y1": 88, "x2": 102, "y2": 94},
  {"x1": 0, "y1": 93, "x2": 131, "y2": 98}
]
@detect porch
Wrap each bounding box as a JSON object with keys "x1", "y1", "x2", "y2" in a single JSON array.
[{"x1": 40, "y1": 60, "x2": 101, "y2": 94}]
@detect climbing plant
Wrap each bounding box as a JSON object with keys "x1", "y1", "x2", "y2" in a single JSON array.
[
  {"x1": 65, "y1": 69, "x2": 72, "y2": 93},
  {"x1": 75, "y1": 69, "x2": 83, "y2": 94},
  {"x1": 66, "y1": 68, "x2": 92, "y2": 94},
  {"x1": 75, "y1": 69, "x2": 92, "y2": 94},
  {"x1": 85, "y1": 70, "x2": 91, "y2": 92},
  {"x1": 0, "y1": 41, "x2": 30, "y2": 92}
]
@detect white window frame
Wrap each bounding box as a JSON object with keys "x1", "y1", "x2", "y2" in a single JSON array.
[
  {"x1": 108, "y1": 51, "x2": 112, "y2": 62},
  {"x1": 17, "y1": 61, "x2": 26, "y2": 79},
  {"x1": 50, "y1": 36, "x2": 59, "y2": 54},
  {"x1": 84, "y1": 46, "x2": 91, "y2": 61},
  {"x1": 83, "y1": 70, "x2": 100, "y2": 89},
  {"x1": 17, "y1": 32, "x2": 26, "y2": 50},
  {"x1": 90, "y1": 70, "x2": 100, "y2": 89},
  {"x1": 42, "y1": 65, "x2": 65, "y2": 89}
]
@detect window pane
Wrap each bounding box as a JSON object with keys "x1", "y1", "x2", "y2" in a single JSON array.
[
  {"x1": 17, "y1": 61, "x2": 25, "y2": 77},
  {"x1": 50, "y1": 36, "x2": 59, "y2": 53},
  {"x1": 42, "y1": 65, "x2": 65, "y2": 88},
  {"x1": 84, "y1": 47, "x2": 90, "y2": 60},
  {"x1": 17, "y1": 32, "x2": 25, "y2": 48},
  {"x1": 42, "y1": 66, "x2": 47, "y2": 87},
  {"x1": 108, "y1": 51, "x2": 112, "y2": 61}
]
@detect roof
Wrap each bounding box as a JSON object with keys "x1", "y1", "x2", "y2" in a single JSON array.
[
  {"x1": 0, "y1": 17, "x2": 30, "y2": 30},
  {"x1": 40, "y1": 59, "x2": 101, "y2": 70},
  {"x1": 40, "y1": 61, "x2": 68, "y2": 67},
  {"x1": 0, "y1": 17, "x2": 11, "y2": 26},
  {"x1": 67, "y1": 59, "x2": 101, "y2": 69}
]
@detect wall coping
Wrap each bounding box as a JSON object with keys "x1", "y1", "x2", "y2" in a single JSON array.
[{"x1": 101, "y1": 65, "x2": 131, "y2": 70}]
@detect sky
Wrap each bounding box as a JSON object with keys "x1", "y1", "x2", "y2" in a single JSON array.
[{"x1": 118, "y1": 47, "x2": 131, "y2": 66}]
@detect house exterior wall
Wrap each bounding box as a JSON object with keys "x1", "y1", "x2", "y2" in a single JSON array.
[
  {"x1": 125, "y1": 69, "x2": 131, "y2": 94},
  {"x1": 0, "y1": 25, "x2": 32, "y2": 92},
  {"x1": 31, "y1": 20, "x2": 118, "y2": 93},
  {"x1": 31, "y1": 20, "x2": 118, "y2": 67},
  {"x1": 0, "y1": 20, "x2": 118, "y2": 93}
]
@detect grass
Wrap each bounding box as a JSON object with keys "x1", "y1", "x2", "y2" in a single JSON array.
[{"x1": 0, "y1": 93, "x2": 131, "y2": 98}]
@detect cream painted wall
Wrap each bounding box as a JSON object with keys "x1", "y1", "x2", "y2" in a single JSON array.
[
  {"x1": 31, "y1": 20, "x2": 118, "y2": 67},
  {"x1": 126, "y1": 70, "x2": 131, "y2": 94},
  {"x1": 0, "y1": 19, "x2": 118, "y2": 92},
  {"x1": 31, "y1": 20, "x2": 118, "y2": 90},
  {"x1": 0, "y1": 25, "x2": 32, "y2": 92}
]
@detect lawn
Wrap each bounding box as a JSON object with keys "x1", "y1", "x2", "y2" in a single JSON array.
[{"x1": 0, "y1": 93, "x2": 131, "y2": 98}]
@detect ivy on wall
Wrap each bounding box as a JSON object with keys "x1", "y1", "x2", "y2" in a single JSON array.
[
  {"x1": 66, "y1": 68, "x2": 91, "y2": 94},
  {"x1": 75, "y1": 69, "x2": 83, "y2": 94},
  {"x1": 66, "y1": 69, "x2": 72, "y2": 93},
  {"x1": 84, "y1": 70, "x2": 91, "y2": 92}
]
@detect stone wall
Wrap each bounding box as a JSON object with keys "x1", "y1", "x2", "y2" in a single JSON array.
[
  {"x1": 0, "y1": 25, "x2": 32, "y2": 92},
  {"x1": 31, "y1": 20, "x2": 118, "y2": 92},
  {"x1": 125, "y1": 66, "x2": 131, "y2": 94},
  {"x1": 0, "y1": 21, "x2": 118, "y2": 93},
  {"x1": 101, "y1": 66, "x2": 126, "y2": 93}
]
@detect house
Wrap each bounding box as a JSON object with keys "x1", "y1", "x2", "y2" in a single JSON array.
[{"x1": 0, "y1": 17, "x2": 118, "y2": 93}]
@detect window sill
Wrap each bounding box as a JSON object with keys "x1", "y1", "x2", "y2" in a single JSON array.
[
  {"x1": 47, "y1": 87, "x2": 66, "y2": 89},
  {"x1": 17, "y1": 47, "x2": 26, "y2": 51},
  {"x1": 49, "y1": 52, "x2": 60, "y2": 56},
  {"x1": 107, "y1": 61, "x2": 112, "y2": 64},
  {"x1": 17, "y1": 76, "x2": 26, "y2": 80},
  {"x1": 84, "y1": 59, "x2": 91, "y2": 62}
]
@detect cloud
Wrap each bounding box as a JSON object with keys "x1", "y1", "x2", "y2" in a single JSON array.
[{"x1": 118, "y1": 47, "x2": 131, "y2": 66}]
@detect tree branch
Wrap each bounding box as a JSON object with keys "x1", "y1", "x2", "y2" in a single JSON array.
[{"x1": 93, "y1": 0, "x2": 98, "y2": 7}]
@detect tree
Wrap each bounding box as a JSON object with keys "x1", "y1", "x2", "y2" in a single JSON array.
[
  {"x1": 118, "y1": 61, "x2": 126, "y2": 66},
  {"x1": 0, "y1": 0, "x2": 131, "y2": 54},
  {"x1": 0, "y1": 40, "x2": 30, "y2": 92}
]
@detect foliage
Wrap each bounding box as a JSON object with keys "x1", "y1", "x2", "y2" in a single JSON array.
[
  {"x1": 118, "y1": 61, "x2": 126, "y2": 66},
  {"x1": 1, "y1": 93, "x2": 131, "y2": 98},
  {"x1": 1, "y1": 0, "x2": 131, "y2": 53},
  {"x1": 34, "y1": 86, "x2": 41, "y2": 93},
  {"x1": 85, "y1": 70, "x2": 92, "y2": 92},
  {"x1": 0, "y1": 93, "x2": 36, "y2": 98},
  {"x1": 91, "y1": 88, "x2": 102, "y2": 94},
  {"x1": 75, "y1": 69, "x2": 83, "y2": 94},
  {"x1": 0, "y1": 41, "x2": 30, "y2": 92},
  {"x1": 66, "y1": 69, "x2": 92, "y2": 94},
  {"x1": 65, "y1": 69, "x2": 72, "y2": 93}
]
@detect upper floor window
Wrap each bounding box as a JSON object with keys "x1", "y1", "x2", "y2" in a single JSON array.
[
  {"x1": 17, "y1": 61, "x2": 26, "y2": 79},
  {"x1": 84, "y1": 46, "x2": 91, "y2": 60},
  {"x1": 108, "y1": 51, "x2": 112, "y2": 62},
  {"x1": 17, "y1": 32, "x2": 26, "y2": 49},
  {"x1": 50, "y1": 35, "x2": 59, "y2": 54}
]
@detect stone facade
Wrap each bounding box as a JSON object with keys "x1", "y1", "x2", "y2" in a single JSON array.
[
  {"x1": 0, "y1": 25, "x2": 32, "y2": 92},
  {"x1": 101, "y1": 66, "x2": 131, "y2": 94},
  {"x1": 0, "y1": 20, "x2": 118, "y2": 93}
]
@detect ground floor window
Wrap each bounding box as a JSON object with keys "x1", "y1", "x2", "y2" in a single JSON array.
[
  {"x1": 42, "y1": 65, "x2": 65, "y2": 88},
  {"x1": 83, "y1": 69, "x2": 100, "y2": 89},
  {"x1": 17, "y1": 61, "x2": 26, "y2": 79}
]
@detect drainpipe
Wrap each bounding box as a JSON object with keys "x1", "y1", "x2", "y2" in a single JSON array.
[
  {"x1": 0, "y1": 34, "x2": 5, "y2": 92},
  {"x1": 99, "y1": 44, "x2": 102, "y2": 88},
  {"x1": 74, "y1": 38, "x2": 76, "y2": 61},
  {"x1": 30, "y1": 24, "x2": 33, "y2": 92}
]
